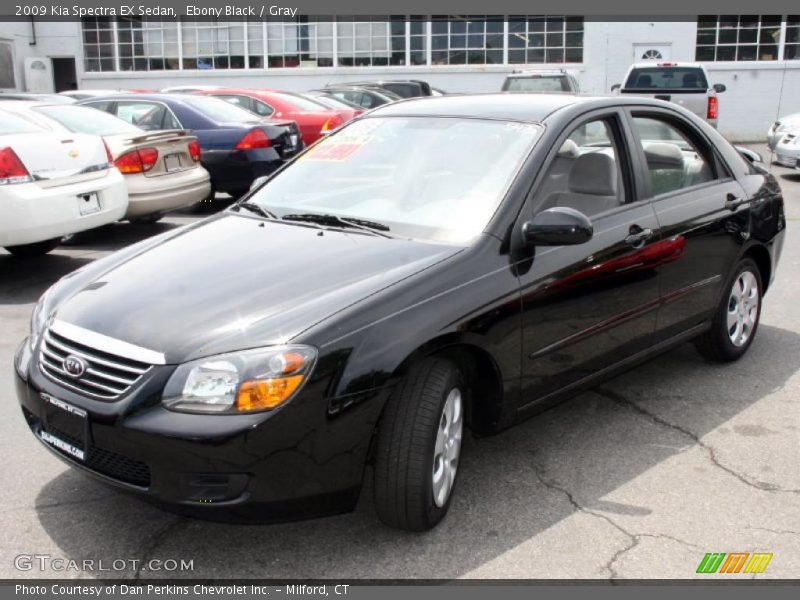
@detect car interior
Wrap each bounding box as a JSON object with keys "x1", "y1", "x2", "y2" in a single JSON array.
[{"x1": 533, "y1": 116, "x2": 715, "y2": 216}]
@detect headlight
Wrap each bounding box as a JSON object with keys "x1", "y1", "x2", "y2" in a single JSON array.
[
  {"x1": 29, "y1": 290, "x2": 51, "y2": 351},
  {"x1": 162, "y1": 346, "x2": 317, "y2": 414}
]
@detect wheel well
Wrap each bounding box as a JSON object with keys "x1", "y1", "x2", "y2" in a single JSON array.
[
  {"x1": 744, "y1": 245, "x2": 772, "y2": 292},
  {"x1": 424, "y1": 344, "x2": 505, "y2": 436}
]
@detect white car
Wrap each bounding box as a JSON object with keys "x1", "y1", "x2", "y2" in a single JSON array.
[
  {"x1": 2, "y1": 101, "x2": 211, "y2": 222},
  {"x1": 767, "y1": 112, "x2": 800, "y2": 151},
  {"x1": 774, "y1": 129, "x2": 800, "y2": 168},
  {"x1": 0, "y1": 109, "x2": 127, "y2": 257}
]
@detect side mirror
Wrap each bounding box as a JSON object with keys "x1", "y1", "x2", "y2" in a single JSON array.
[
  {"x1": 522, "y1": 207, "x2": 593, "y2": 246},
  {"x1": 249, "y1": 175, "x2": 271, "y2": 191},
  {"x1": 734, "y1": 145, "x2": 763, "y2": 165},
  {"x1": 610, "y1": 83, "x2": 621, "y2": 93},
  {"x1": 713, "y1": 83, "x2": 726, "y2": 93}
]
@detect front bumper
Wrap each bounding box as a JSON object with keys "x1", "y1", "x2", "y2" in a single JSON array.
[
  {"x1": 201, "y1": 148, "x2": 285, "y2": 194},
  {"x1": 14, "y1": 339, "x2": 383, "y2": 522},
  {"x1": 774, "y1": 146, "x2": 799, "y2": 168}
]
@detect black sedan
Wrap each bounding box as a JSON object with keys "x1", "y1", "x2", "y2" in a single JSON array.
[
  {"x1": 79, "y1": 94, "x2": 303, "y2": 197},
  {"x1": 15, "y1": 94, "x2": 785, "y2": 531}
]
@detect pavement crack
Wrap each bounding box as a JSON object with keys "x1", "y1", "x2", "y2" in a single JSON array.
[
  {"x1": 594, "y1": 387, "x2": 800, "y2": 495},
  {"x1": 531, "y1": 463, "x2": 638, "y2": 582},
  {"x1": 133, "y1": 517, "x2": 188, "y2": 580},
  {"x1": 748, "y1": 526, "x2": 800, "y2": 536}
]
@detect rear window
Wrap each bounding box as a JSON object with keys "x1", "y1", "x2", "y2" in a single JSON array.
[
  {"x1": 183, "y1": 96, "x2": 260, "y2": 123},
  {"x1": 624, "y1": 67, "x2": 708, "y2": 91},
  {"x1": 0, "y1": 110, "x2": 43, "y2": 134},
  {"x1": 35, "y1": 105, "x2": 142, "y2": 135},
  {"x1": 268, "y1": 92, "x2": 328, "y2": 112},
  {"x1": 505, "y1": 76, "x2": 570, "y2": 92}
]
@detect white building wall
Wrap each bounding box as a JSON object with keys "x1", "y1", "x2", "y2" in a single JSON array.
[{"x1": 5, "y1": 20, "x2": 800, "y2": 141}]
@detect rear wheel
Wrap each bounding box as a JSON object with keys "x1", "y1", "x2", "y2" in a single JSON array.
[
  {"x1": 3, "y1": 238, "x2": 60, "y2": 258},
  {"x1": 695, "y1": 258, "x2": 762, "y2": 361},
  {"x1": 373, "y1": 357, "x2": 465, "y2": 531}
]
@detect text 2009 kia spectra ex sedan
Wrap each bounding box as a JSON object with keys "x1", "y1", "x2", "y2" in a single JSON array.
[{"x1": 14, "y1": 94, "x2": 785, "y2": 531}]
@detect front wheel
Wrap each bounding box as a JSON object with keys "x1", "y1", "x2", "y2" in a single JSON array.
[
  {"x1": 3, "y1": 238, "x2": 60, "y2": 257},
  {"x1": 695, "y1": 258, "x2": 762, "y2": 361},
  {"x1": 373, "y1": 357, "x2": 465, "y2": 531}
]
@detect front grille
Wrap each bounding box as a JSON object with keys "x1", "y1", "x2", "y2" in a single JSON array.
[{"x1": 39, "y1": 329, "x2": 152, "y2": 400}]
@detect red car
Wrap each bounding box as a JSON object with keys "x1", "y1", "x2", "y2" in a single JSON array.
[{"x1": 194, "y1": 89, "x2": 349, "y2": 145}]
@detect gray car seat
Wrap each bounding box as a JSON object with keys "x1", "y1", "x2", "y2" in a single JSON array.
[{"x1": 541, "y1": 152, "x2": 620, "y2": 217}]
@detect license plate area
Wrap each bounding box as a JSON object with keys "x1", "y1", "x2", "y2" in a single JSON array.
[
  {"x1": 78, "y1": 192, "x2": 101, "y2": 216},
  {"x1": 164, "y1": 153, "x2": 182, "y2": 172},
  {"x1": 40, "y1": 394, "x2": 89, "y2": 461}
]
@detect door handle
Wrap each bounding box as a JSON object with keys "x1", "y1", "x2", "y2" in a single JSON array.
[
  {"x1": 625, "y1": 227, "x2": 653, "y2": 248},
  {"x1": 725, "y1": 193, "x2": 747, "y2": 211}
]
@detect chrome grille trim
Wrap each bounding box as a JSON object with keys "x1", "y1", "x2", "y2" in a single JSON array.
[
  {"x1": 39, "y1": 327, "x2": 154, "y2": 401},
  {"x1": 50, "y1": 319, "x2": 166, "y2": 365}
]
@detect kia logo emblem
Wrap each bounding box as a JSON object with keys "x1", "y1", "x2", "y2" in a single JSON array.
[{"x1": 62, "y1": 355, "x2": 87, "y2": 379}]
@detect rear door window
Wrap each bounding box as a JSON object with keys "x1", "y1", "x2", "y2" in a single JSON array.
[{"x1": 631, "y1": 116, "x2": 717, "y2": 196}]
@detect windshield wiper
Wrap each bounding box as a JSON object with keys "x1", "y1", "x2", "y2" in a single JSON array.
[
  {"x1": 281, "y1": 213, "x2": 393, "y2": 237},
  {"x1": 235, "y1": 202, "x2": 277, "y2": 219}
]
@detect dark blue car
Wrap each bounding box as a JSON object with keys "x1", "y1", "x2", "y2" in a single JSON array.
[{"x1": 79, "y1": 94, "x2": 304, "y2": 197}]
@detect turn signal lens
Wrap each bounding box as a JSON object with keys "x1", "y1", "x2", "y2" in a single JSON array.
[{"x1": 236, "y1": 375, "x2": 304, "y2": 411}]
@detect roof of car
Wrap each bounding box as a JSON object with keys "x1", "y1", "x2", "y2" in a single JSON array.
[
  {"x1": 80, "y1": 93, "x2": 202, "y2": 104},
  {"x1": 369, "y1": 93, "x2": 674, "y2": 123}
]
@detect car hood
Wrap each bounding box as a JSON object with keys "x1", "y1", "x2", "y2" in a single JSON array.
[{"x1": 51, "y1": 214, "x2": 460, "y2": 364}]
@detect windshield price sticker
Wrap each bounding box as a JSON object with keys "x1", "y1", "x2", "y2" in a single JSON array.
[{"x1": 304, "y1": 136, "x2": 372, "y2": 162}]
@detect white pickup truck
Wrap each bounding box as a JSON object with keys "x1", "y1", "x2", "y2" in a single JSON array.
[{"x1": 613, "y1": 62, "x2": 727, "y2": 128}]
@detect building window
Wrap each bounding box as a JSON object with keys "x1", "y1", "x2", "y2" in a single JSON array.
[
  {"x1": 696, "y1": 15, "x2": 782, "y2": 61},
  {"x1": 430, "y1": 16, "x2": 504, "y2": 65},
  {"x1": 81, "y1": 16, "x2": 585, "y2": 72},
  {"x1": 507, "y1": 16, "x2": 583, "y2": 64},
  {"x1": 335, "y1": 17, "x2": 407, "y2": 67},
  {"x1": 786, "y1": 16, "x2": 800, "y2": 60},
  {"x1": 82, "y1": 18, "x2": 115, "y2": 72}
]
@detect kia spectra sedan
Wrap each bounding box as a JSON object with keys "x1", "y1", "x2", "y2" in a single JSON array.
[{"x1": 15, "y1": 94, "x2": 785, "y2": 531}]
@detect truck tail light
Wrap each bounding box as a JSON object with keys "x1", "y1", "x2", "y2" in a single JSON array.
[
  {"x1": 0, "y1": 147, "x2": 33, "y2": 185},
  {"x1": 707, "y1": 96, "x2": 719, "y2": 120}
]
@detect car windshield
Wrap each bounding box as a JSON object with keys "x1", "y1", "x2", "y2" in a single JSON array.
[
  {"x1": 183, "y1": 96, "x2": 260, "y2": 123},
  {"x1": 0, "y1": 110, "x2": 44, "y2": 134},
  {"x1": 625, "y1": 67, "x2": 708, "y2": 90},
  {"x1": 506, "y1": 77, "x2": 568, "y2": 92},
  {"x1": 247, "y1": 116, "x2": 542, "y2": 244},
  {"x1": 34, "y1": 105, "x2": 142, "y2": 135}
]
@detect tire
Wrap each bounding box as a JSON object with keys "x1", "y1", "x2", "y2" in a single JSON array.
[
  {"x1": 4, "y1": 238, "x2": 60, "y2": 258},
  {"x1": 373, "y1": 357, "x2": 465, "y2": 531},
  {"x1": 695, "y1": 257, "x2": 763, "y2": 362}
]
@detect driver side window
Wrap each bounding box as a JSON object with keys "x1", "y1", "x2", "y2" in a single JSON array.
[{"x1": 532, "y1": 117, "x2": 626, "y2": 218}]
